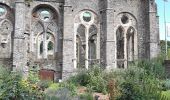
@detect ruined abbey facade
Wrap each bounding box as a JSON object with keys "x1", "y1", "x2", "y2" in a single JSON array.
[{"x1": 0, "y1": 0, "x2": 159, "y2": 80}]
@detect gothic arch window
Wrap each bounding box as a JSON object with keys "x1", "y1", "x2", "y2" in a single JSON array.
[
  {"x1": 37, "y1": 33, "x2": 43, "y2": 58},
  {"x1": 76, "y1": 24, "x2": 86, "y2": 68},
  {"x1": 127, "y1": 27, "x2": 135, "y2": 63},
  {"x1": 77, "y1": 24, "x2": 86, "y2": 44},
  {"x1": 40, "y1": 41, "x2": 43, "y2": 54},
  {"x1": 74, "y1": 10, "x2": 99, "y2": 69},
  {"x1": 37, "y1": 32, "x2": 55, "y2": 58},
  {"x1": 46, "y1": 32, "x2": 55, "y2": 55},
  {"x1": 32, "y1": 5, "x2": 58, "y2": 60},
  {"x1": 88, "y1": 25, "x2": 97, "y2": 65},
  {"x1": 48, "y1": 41, "x2": 53, "y2": 51},
  {"x1": 89, "y1": 25, "x2": 97, "y2": 35},
  {"x1": 76, "y1": 35, "x2": 85, "y2": 68},
  {"x1": 88, "y1": 34, "x2": 97, "y2": 59},
  {"x1": 115, "y1": 12, "x2": 138, "y2": 68},
  {"x1": 32, "y1": 6, "x2": 56, "y2": 21},
  {"x1": 0, "y1": 9, "x2": 13, "y2": 50},
  {"x1": 116, "y1": 26, "x2": 125, "y2": 68}
]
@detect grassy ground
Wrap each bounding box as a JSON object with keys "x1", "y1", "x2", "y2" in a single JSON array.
[{"x1": 162, "y1": 90, "x2": 170, "y2": 99}]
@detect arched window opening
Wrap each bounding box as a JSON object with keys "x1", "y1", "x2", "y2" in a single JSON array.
[
  {"x1": 37, "y1": 32, "x2": 55, "y2": 58},
  {"x1": 40, "y1": 10, "x2": 51, "y2": 21},
  {"x1": 116, "y1": 26, "x2": 125, "y2": 68},
  {"x1": 40, "y1": 41, "x2": 43, "y2": 54},
  {"x1": 88, "y1": 34, "x2": 97, "y2": 66},
  {"x1": 121, "y1": 14, "x2": 129, "y2": 24},
  {"x1": 32, "y1": 6, "x2": 56, "y2": 21},
  {"x1": 127, "y1": 27, "x2": 135, "y2": 64},
  {"x1": 83, "y1": 12, "x2": 92, "y2": 22},
  {"x1": 74, "y1": 10, "x2": 98, "y2": 69},
  {"x1": 76, "y1": 35, "x2": 85, "y2": 68},
  {"x1": 46, "y1": 32, "x2": 55, "y2": 55},
  {"x1": 77, "y1": 24, "x2": 86, "y2": 44},
  {"x1": 48, "y1": 41, "x2": 53, "y2": 51},
  {"x1": 89, "y1": 25, "x2": 97, "y2": 35},
  {"x1": 0, "y1": 6, "x2": 6, "y2": 16}
]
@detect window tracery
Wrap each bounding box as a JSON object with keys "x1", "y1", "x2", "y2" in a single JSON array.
[
  {"x1": 0, "y1": 7, "x2": 6, "y2": 16},
  {"x1": 32, "y1": 7, "x2": 54, "y2": 22},
  {"x1": 75, "y1": 10, "x2": 99, "y2": 69},
  {"x1": 0, "y1": 19, "x2": 13, "y2": 49},
  {"x1": 83, "y1": 12, "x2": 92, "y2": 22},
  {"x1": 32, "y1": 6, "x2": 57, "y2": 59},
  {"x1": 39, "y1": 10, "x2": 51, "y2": 21},
  {"x1": 115, "y1": 13, "x2": 137, "y2": 68}
]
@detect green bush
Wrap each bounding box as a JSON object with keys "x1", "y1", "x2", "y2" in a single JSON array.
[
  {"x1": 161, "y1": 90, "x2": 170, "y2": 100},
  {"x1": 79, "y1": 93, "x2": 93, "y2": 100},
  {"x1": 69, "y1": 66, "x2": 108, "y2": 94},
  {"x1": 59, "y1": 82, "x2": 77, "y2": 96},
  {"x1": 137, "y1": 56, "x2": 165, "y2": 79},
  {"x1": 68, "y1": 69, "x2": 90, "y2": 86},
  {"x1": 116, "y1": 65, "x2": 163, "y2": 100},
  {"x1": 0, "y1": 66, "x2": 44, "y2": 100},
  {"x1": 0, "y1": 72, "x2": 43, "y2": 100},
  {"x1": 162, "y1": 79, "x2": 170, "y2": 91},
  {"x1": 38, "y1": 80, "x2": 53, "y2": 90}
]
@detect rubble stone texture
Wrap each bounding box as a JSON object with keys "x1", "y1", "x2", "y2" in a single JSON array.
[{"x1": 0, "y1": 0, "x2": 160, "y2": 80}]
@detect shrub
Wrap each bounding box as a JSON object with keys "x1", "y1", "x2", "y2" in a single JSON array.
[
  {"x1": 0, "y1": 72, "x2": 43, "y2": 100},
  {"x1": 59, "y1": 82, "x2": 77, "y2": 96},
  {"x1": 162, "y1": 79, "x2": 170, "y2": 91},
  {"x1": 116, "y1": 66, "x2": 163, "y2": 100},
  {"x1": 137, "y1": 56, "x2": 165, "y2": 79},
  {"x1": 79, "y1": 93, "x2": 93, "y2": 100},
  {"x1": 70, "y1": 66, "x2": 108, "y2": 94},
  {"x1": 68, "y1": 69, "x2": 90, "y2": 86},
  {"x1": 45, "y1": 87, "x2": 73, "y2": 100},
  {"x1": 0, "y1": 66, "x2": 44, "y2": 100},
  {"x1": 38, "y1": 80, "x2": 53, "y2": 90}
]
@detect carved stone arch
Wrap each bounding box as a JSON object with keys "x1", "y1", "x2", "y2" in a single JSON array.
[
  {"x1": 89, "y1": 24, "x2": 97, "y2": 36},
  {"x1": 74, "y1": 9, "x2": 99, "y2": 25},
  {"x1": 116, "y1": 26, "x2": 125, "y2": 41},
  {"x1": 0, "y1": 19, "x2": 13, "y2": 34},
  {"x1": 0, "y1": 19, "x2": 13, "y2": 46},
  {"x1": 0, "y1": 3, "x2": 14, "y2": 64},
  {"x1": 116, "y1": 12, "x2": 137, "y2": 28},
  {"x1": 31, "y1": 4, "x2": 59, "y2": 23},
  {"x1": 32, "y1": 21, "x2": 44, "y2": 37},
  {"x1": 0, "y1": 3, "x2": 14, "y2": 20},
  {"x1": 116, "y1": 12, "x2": 137, "y2": 23},
  {"x1": 127, "y1": 26, "x2": 136, "y2": 36},
  {"x1": 47, "y1": 22, "x2": 58, "y2": 36}
]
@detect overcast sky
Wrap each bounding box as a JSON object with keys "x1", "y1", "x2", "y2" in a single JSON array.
[{"x1": 156, "y1": 0, "x2": 170, "y2": 40}]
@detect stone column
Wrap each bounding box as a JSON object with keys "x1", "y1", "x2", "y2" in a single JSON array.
[
  {"x1": 105, "y1": 7, "x2": 116, "y2": 69},
  {"x1": 62, "y1": 4, "x2": 75, "y2": 79},
  {"x1": 13, "y1": 0, "x2": 27, "y2": 71},
  {"x1": 85, "y1": 26, "x2": 89, "y2": 69},
  {"x1": 148, "y1": 0, "x2": 159, "y2": 59}
]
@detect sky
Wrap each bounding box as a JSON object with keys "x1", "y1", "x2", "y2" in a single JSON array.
[{"x1": 156, "y1": 0, "x2": 170, "y2": 40}]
